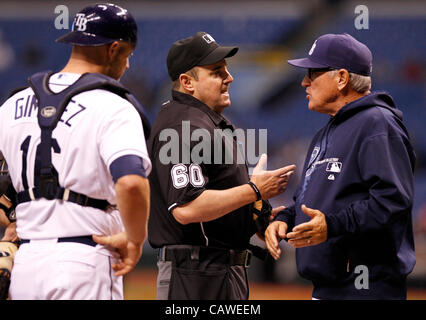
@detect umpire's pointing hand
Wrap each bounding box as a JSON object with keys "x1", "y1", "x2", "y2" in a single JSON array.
[
  {"x1": 250, "y1": 154, "x2": 296, "y2": 200},
  {"x1": 93, "y1": 232, "x2": 143, "y2": 276}
]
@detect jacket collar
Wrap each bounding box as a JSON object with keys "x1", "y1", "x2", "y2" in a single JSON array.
[{"x1": 333, "y1": 91, "x2": 402, "y2": 123}]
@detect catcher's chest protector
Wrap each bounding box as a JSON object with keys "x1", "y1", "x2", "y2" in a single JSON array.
[{"x1": 17, "y1": 71, "x2": 150, "y2": 206}]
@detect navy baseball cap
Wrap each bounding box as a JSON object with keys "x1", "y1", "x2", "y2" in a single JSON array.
[
  {"x1": 167, "y1": 31, "x2": 239, "y2": 81},
  {"x1": 56, "y1": 3, "x2": 137, "y2": 46},
  {"x1": 288, "y1": 33, "x2": 373, "y2": 76}
]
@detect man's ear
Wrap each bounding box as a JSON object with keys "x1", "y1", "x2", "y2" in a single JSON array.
[
  {"x1": 179, "y1": 73, "x2": 195, "y2": 93},
  {"x1": 337, "y1": 69, "x2": 350, "y2": 91},
  {"x1": 107, "y1": 41, "x2": 120, "y2": 61}
]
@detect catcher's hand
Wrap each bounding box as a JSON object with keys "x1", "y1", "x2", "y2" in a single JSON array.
[
  {"x1": 0, "y1": 241, "x2": 18, "y2": 300},
  {"x1": 0, "y1": 174, "x2": 17, "y2": 226},
  {"x1": 0, "y1": 194, "x2": 15, "y2": 227}
]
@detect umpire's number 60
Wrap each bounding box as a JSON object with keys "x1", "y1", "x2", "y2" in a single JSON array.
[{"x1": 171, "y1": 164, "x2": 205, "y2": 189}]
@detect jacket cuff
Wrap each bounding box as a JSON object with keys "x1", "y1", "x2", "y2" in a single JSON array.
[
  {"x1": 325, "y1": 213, "x2": 342, "y2": 238},
  {"x1": 274, "y1": 209, "x2": 294, "y2": 230}
]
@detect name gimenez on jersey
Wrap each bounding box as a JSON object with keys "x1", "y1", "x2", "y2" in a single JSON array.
[{"x1": 14, "y1": 93, "x2": 87, "y2": 127}]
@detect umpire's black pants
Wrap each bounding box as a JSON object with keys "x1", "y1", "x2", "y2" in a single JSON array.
[{"x1": 156, "y1": 245, "x2": 251, "y2": 300}]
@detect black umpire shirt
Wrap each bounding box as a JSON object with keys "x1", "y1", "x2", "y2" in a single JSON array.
[{"x1": 148, "y1": 90, "x2": 256, "y2": 249}]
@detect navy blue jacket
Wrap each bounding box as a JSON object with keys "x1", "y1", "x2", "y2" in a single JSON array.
[{"x1": 275, "y1": 91, "x2": 416, "y2": 299}]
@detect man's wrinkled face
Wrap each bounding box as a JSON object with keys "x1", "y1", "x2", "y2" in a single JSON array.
[{"x1": 301, "y1": 68, "x2": 340, "y2": 116}]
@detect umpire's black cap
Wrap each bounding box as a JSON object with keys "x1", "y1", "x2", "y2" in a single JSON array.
[
  {"x1": 56, "y1": 3, "x2": 138, "y2": 46},
  {"x1": 167, "y1": 32, "x2": 239, "y2": 81}
]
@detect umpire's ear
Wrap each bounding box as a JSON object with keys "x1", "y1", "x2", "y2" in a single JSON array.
[{"x1": 179, "y1": 73, "x2": 195, "y2": 93}]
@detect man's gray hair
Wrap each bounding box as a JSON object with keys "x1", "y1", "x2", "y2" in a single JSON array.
[
  {"x1": 348, "y1": 73, "x2": 371, "y2": 93},
  {"x1": 329, "y1": 70, "x2": 371, "y2": 93}
]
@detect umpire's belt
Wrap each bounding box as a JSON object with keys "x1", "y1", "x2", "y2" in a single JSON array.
[
  {"x1": 20, "y1": 235, "x2": 97, "y2": 247},
  {"x1": 158, "y1": 245, "x2": 252, "y2": 268}
]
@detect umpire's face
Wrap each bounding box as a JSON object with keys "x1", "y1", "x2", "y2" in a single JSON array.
[{"x1": 192, "y1": 59, "x2": 234, "y2": 114}]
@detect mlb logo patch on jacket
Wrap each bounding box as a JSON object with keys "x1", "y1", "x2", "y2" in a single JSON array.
[{"x1": 326, "y1": 161, "x2": 342, "y2": 173}]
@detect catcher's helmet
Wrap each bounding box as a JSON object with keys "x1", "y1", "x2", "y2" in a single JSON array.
[{"x1": 56, "y1": 3, "x2": 137, "y2": 46}]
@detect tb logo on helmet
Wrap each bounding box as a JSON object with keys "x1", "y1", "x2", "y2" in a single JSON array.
[
  {"x1": 56, "y1": 3, "x2": 138, "y2": 46},
  {"x1": 73, "y1": 13, "x2": 88, "y2": 31}
]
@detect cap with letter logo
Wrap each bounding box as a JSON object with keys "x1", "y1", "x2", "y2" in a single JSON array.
[
  {"x1": 167, "y1": 31, "x2": 239, "y2": 81},
  {"x1": 287, "y1": 33, "x2": 373, "y2": 76},
  {"x1": 56, "y1": 3, "x2": 137, "y2": 46}
]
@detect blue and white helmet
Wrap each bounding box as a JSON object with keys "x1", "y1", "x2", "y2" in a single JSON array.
[{"x1": 56, "y1": 3, "x2": 138, "y2": 46}]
